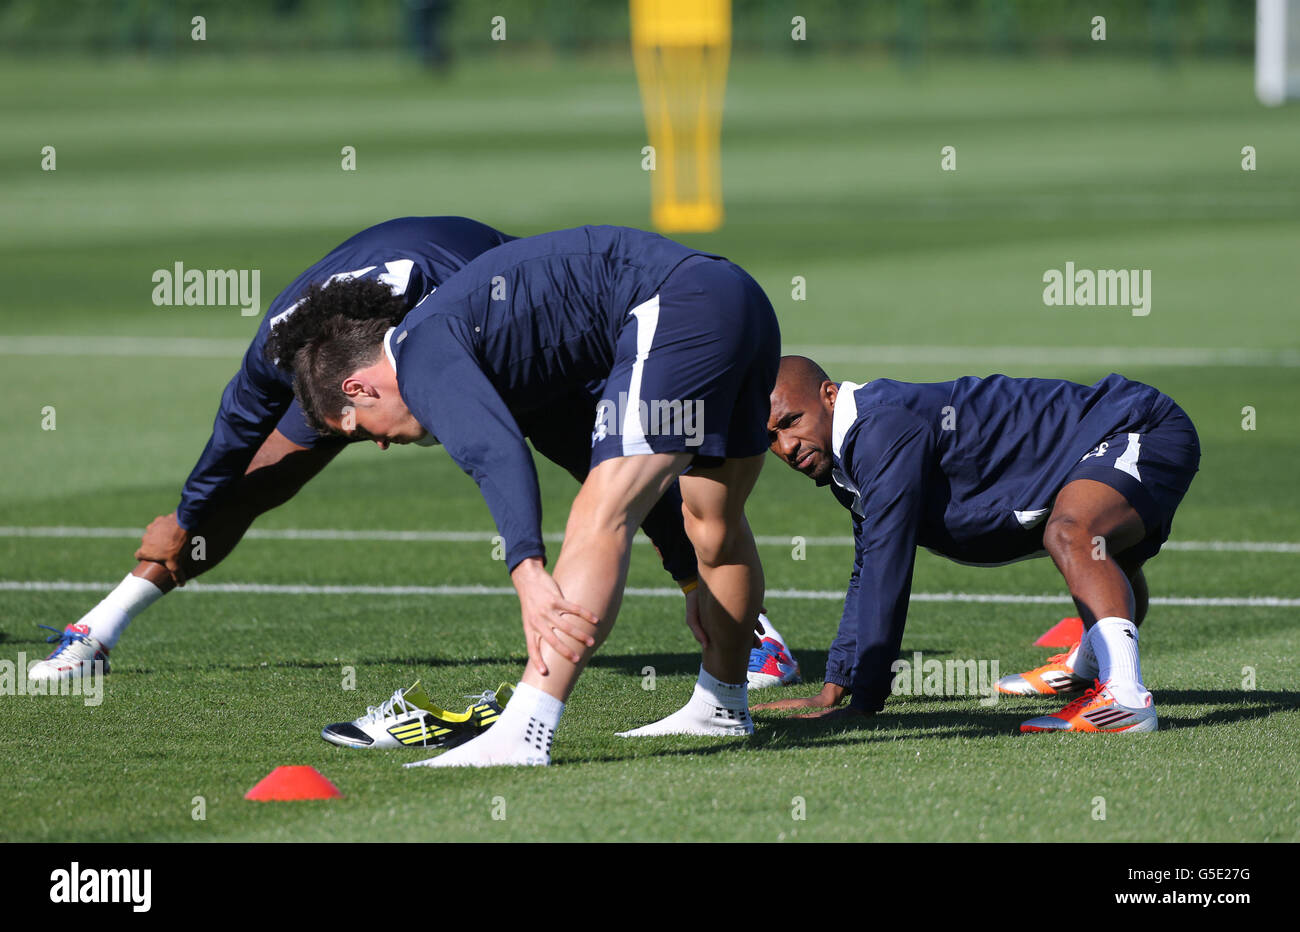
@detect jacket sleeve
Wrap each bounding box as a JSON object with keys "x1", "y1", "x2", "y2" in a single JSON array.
[
  {"x1": 823, "y1": 509, "x2": 865, "y2": 690},
  {"x1": 397, "y1": 318, "x2": 546, "y2": 572},
  {"x1": 175, "y1": 341, "x2": 293, "y2": 529},
  {"x1": 836, "y1": 405, "x2": 933, "y2": 713}
]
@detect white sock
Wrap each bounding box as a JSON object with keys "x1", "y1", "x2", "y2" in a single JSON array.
[
  {"x1": 77, "y1": 574, "x2": 165, "y2": 648},
  {"x1": 617, "y1": 666, "x2": 753, "y2": 737},
  {"x1": 1091, "y1": 617, "x2": 1150, "y2": 707},
  {"x1": 405, "y1": 681, "x2": 562, "y2": 768},
  {"x1": 1069, "y1": 631, "x2": 1100, "y2": 680}
]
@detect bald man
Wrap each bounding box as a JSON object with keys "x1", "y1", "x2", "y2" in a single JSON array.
[{"x1": 758, "y1": 356, "x2": 1199, "y2": 733}]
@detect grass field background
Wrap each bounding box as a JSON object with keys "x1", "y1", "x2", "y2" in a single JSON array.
[{"x1": 1, "y1": 52, "x2": 1297, "y2": 841}]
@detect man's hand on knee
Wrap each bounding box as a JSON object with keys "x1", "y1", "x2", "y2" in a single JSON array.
[
  {"x1": 510, "y1": 557, "x2": 600, "y2": 675},
  {"x1": 684, "y1": 585, "x2": 764, "y2": 649},
  {"x1": 134, "y1": 512, "x2": 190, "y2": 585}
]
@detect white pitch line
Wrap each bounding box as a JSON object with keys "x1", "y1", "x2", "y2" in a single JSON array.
[
  {"x1": 786, "y1": 343, "x2": 1300, "y2": 369},
  {"x1": 2, "y1": 580, "x2": 1297, "y2": 608},
  {"x1": 0, "y1": 335, "x2": 249, "y2": 358},
  {"x1": 3, "y1": 335, "x2": 1298, "y2": 368},
  {"x1": 1161, "y1": 541, "x2": 1300, "y2": 554},
  {"x1": 1, "y1": 526, "x2": 1298, "y2": 554},
  {"x1": 0, "y1": 526, "x2": 510, "y2": 543}
]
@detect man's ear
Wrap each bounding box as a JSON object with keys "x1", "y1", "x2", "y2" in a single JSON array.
[
  {"x1": 821, "y1": 380, "x2": 838, "y2": 411},
  {"x1": 340, "y1": 374, "x2": 377, "y2": 400}
]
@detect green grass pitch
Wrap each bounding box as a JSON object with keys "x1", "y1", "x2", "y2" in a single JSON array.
[{"x1": 1, "y1": 53, "x2": 1297, "y2": 841}]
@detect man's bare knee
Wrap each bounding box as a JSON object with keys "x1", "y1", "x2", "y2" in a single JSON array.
[
  {"x1": 566, "y1": 499, "x2": 641, "y2": 547},
  {"x1": 1043, "y1": 513, "x2": 1089, "y2": 560},
  {"x1": 677, "y1": 454, "x2": 763, "y2": 567},
  {"x1": 1049, "y1": 479, "x2": 1146, "y2": 560},
  {"x1": 683, "y1": 511, "x2": 741, "y2": 568},
  {"x1": 570, "y1": 453, "x2": 688, "y2": 541}
]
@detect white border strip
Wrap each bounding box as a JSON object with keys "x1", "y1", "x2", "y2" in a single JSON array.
[
  {"x1": 1, "y1": 580, "x2": 1296, "y2": 607},
  {"x1": 620, "y1": 295, "x2": 660, "y2": 456},
  {"x1": 1, "y1": 526, "x2": 1297, "y2": 554}
]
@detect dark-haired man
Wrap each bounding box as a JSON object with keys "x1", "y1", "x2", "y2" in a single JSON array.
[
  {"x1": 286, "y1": 225, "x2": 781, "y2": 766},
  {"x1": 34, "y1": 217, "x2": 719, "y2": 693},
  {"x1": 759, "y1": 356, "x2": 1199, "y2": 733}
]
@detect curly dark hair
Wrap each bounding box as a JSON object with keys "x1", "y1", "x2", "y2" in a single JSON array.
[
  {"x1": 262, "y1": 276, "x2": 409, "y2": 434},
  {"x1": 264, "y1": 276, "x2": 409, "y2": 376}
]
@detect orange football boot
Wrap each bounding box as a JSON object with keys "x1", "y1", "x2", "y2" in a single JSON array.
[
  {"x1": 1020, "y1": 679, "x2": 1158, "y2": 733},
  {"x1": 995, "y1": 642, "x2": 1091, "y2": 696}
]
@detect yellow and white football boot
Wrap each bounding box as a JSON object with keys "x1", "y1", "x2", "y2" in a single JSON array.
[{"x1": 321, "y1": 681, "x2": 512, "y2": 749}]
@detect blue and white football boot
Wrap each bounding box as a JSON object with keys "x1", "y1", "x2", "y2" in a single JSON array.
[{"x1": 28, "y1": 624, "x2": 111, "y2": 682}]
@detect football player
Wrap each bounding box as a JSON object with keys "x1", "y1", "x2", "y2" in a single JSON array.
[
  {"x1": 284, "y1": 225, "x2": 781, "y2": 766},
  {"x1": 35, "y1": 218, "x2": 778, "y2": 705},
  {"x1": 758, "y1": 355, "x2": 1199, "y2": 733}
]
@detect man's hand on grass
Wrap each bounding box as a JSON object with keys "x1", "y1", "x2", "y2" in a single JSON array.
[
  {"x1": 793, "y1": 705, "x2": 872, "y2": 721},
  {"x1": 752, "y1": 681, "x2": 846, "y2": 711}
]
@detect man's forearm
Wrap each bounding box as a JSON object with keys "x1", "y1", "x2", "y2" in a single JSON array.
[
  {"x1": 177, "y1": 364, "x2": 295, "y2": 528},
  {"x1": 144, "y1": 431, "x2": 344, "y2": 583}
]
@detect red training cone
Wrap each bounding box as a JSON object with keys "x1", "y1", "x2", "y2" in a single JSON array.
[
  {"x1": 1034, "y1": 616, "x2": 1084, "y2": 648},
  {"x1": 245, "y1": 765, "x2": 343, "y2": 801}
]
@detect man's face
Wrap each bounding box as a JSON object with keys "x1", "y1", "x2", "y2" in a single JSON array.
[
  {"x1": 767, "y1": 380, "x2": 837, "y2": 484},
  {"x1": 326, "y1": 389, "x2": 429, "y2": 451}
]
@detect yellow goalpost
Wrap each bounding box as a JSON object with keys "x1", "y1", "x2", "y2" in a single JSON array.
[{"x1": 630, "y1": 0, "x2": 731, "y2": 233}]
